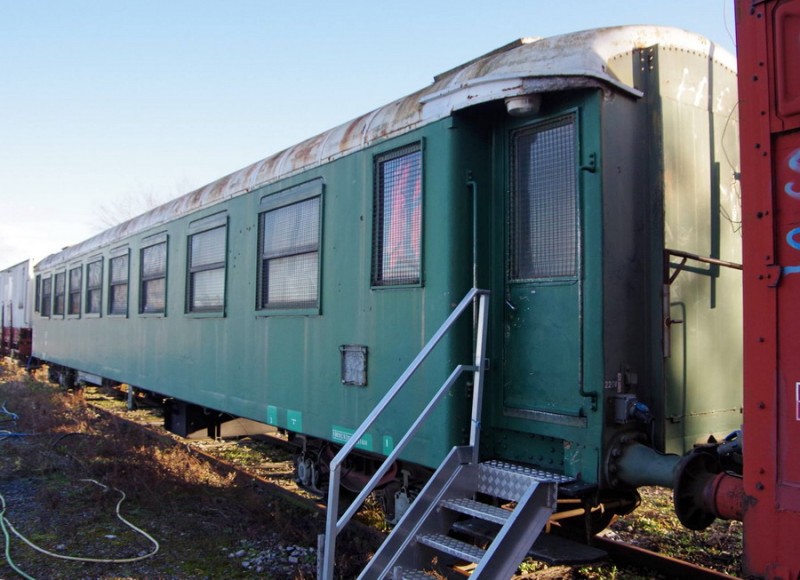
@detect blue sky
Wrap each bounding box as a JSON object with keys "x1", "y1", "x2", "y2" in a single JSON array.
[{"x1": 0, "y1": 1, "x2": 738, "y2": 267}]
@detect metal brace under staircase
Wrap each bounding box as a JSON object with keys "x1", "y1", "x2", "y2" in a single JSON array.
[{"x1": 317, "y1": 288, "x2": 567, "y2": 579}]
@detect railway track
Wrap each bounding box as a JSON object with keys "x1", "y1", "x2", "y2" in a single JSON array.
[
  {"x1": 82, "y1": 383, "x2": 740, "y2": 579},
  {"x1": 592, "y1": 536, "x2": 737, "y2": 579}
]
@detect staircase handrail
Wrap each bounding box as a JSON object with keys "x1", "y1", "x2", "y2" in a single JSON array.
[{"x1": 319, "y1": 287, "x2": 490, "y2": 579}]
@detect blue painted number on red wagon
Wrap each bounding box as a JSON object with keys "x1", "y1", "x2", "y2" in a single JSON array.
[
  {"x1": 786, "y1": 149, "x2": 800, "y2": 199},
  {"x1": 784, "y1": 149, "x2": 800, "y2": 276},
  {"x1": 788, "y1": 228, "x2": 800, "y2": 250}
]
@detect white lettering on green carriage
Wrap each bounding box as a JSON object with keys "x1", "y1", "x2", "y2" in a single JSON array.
[
  {"x1": 331, "y1": 425, "x2": 372, "y2": 451},
  {"x1": 266, "y1": 405, "x2": 278, "y2": 426},
  {"x1": 382, "y1": 435, "x2": 394, "y2": 455},
  {"x1": 287, "y1": 410, "x2": 303, "y2": 432}
]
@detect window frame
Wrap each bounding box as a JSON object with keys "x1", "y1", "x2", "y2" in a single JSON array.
[
  {"x1": 139, "y1": 234, "x2": 168, "y2": 316},
  {"x1": 53, "y1": 270, "x2": 66, "y2": 317},
  {"x1": 256, "y1": 179, "x2": 323, "y2": 316},
  {"x1": 508, "y1": 112, "x2": 580, "y2": 284},
  {"x1": 34, "y1": 274, "x2": 41, "y2": 313},
  {"x1": 108, "y1": 248, "x2": 130, "y2": 317},
  {"x1": 40, "y1": 275, "x2": 52, "y2": 318},
  {"x1": 67, "y1": 264, "x2": 82, "y2": 318},
  {"x1": 85, "y1": 257, "x2": 103, "y2": 317},
  {"x1": 371, "y1": 141, "x2": 424, "y2": 288},
  {"x1": 186, "y1": 212, "x2": 228, "y2": 316}
]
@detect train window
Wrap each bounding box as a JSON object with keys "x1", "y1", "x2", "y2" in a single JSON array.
[
  {"x1": 86, "y1": 259, "x2": 103, "y2": 315},
  {"x1": 509, "y1": 115, "x2": 578, "y2": 280},
  {"x1": 40, "y1": 276, "x2": 52, "y2": 317},
  {"x1": 68, "y1": 266, "x2": 82, "y2": 316},
  {"x1": 258, "y1": 197, "x2": 320, "y2": 309},
  {"x1": 109, "y1": 254, "x2": 129, "y2": 316},
  {"x1": 187, "y1": 225, "x2": 226, "y2": 313},
  {"x1": 140, "y1": 240, "x2": 167, "y2": 314},
  {"x1": 53, "y1": 271, "x2": 66, "y2": 316},
  {"x1": 372, "y1": 143, "x2": 422, "y2": 287},
  {"x1": 34, "y1": 275, "x2": 41, "y2": 313}
]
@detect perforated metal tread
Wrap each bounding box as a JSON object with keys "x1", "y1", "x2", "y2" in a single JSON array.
[
  {"x1": 478, "y1": 460, "x2": 575, "y2": 502},
  {"x1": 482, "y1": 460, "x2": 576, "y2": 483},
  {"x1": 439, "y1": 497, "x2": 511, "y2": 525},
  {"x1": 394, "y1": 568, "x2": 436, "y2": 580},
  {"x1": 416, "y1": 533, "x2": 486, "y2": 563}
]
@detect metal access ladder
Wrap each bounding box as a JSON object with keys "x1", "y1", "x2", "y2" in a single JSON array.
[
  {"x1": 317, "y1": 289, "x2": 566, "y2": 579},
  {"x1": 360, "y1": 451, "x2": 569, "y2": 579}
]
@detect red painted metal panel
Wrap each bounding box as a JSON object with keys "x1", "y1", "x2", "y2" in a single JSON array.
[
  {"x1": 737, "y1": 0, "x2": 800, "y2": 577},
  {"x1": 775, "y1": 2, "x2": 800, "y2": 120},
  {"x1": 775, "y1": 132, "x2": 800, "y2": 508}
]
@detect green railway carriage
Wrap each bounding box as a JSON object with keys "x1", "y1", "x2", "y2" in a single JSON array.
[{"x1": 32, "y1": 26, "x2": 741, "y2": 526}]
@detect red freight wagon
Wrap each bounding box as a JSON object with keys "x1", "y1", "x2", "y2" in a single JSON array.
[{"x1": 736, "y1": 1, "x2": 800, "y2": 577}]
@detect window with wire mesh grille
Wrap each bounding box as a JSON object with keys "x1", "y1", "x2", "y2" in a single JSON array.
[
  {"x1": 86, "y1": 259, "x2": 103, "y2": 314},
  {"x1": 510, "y1": 115, "x2": 578, "y2": 280},
  {"x1": 40, "y1": 276, "x2": 52, "y2": 317},
  {"x1": 258, "y1": 196, "x2": 320, "y2": 309},
  {"x1": 53, "y1": 271, "x2": 66, "y2": 316},
  {"x1": 372, "y1": 143, "x2": 422, "y2": 286},
  {"x1": 109, "y1": 254, "x2": 129, "y2": 315},
  {"x1": 140, "y1": 241, "x2": 167, "y2": 314},
  {"x1": 187, "y1": 225, "x2": 226, "y2": 312},
  {"x1": 68, "y1": 266, "x2": 82, "y2": 316}
]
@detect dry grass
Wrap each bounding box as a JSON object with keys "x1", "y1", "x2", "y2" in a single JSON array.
[
  {"x1": 608, "y1": 487, "x2": 742, "y2": 575},
  {"x1": 0, "y1": 359, "x2": 378, "y2": 579}
]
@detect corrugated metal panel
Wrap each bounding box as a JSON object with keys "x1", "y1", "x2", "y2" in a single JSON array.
[{"x1": 36, "y1": 25, "x2": 735, "y2": 272}]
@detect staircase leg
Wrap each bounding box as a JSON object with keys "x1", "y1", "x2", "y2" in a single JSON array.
[
  {"x1": 471, "y1": 481, "x2": 557, "y2": 579},
  {"x1": 358, "y1": 446, "x2": 475, "y2": 579}
]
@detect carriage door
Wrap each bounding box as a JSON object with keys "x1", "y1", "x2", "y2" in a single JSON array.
[{"x1": 503, "y1": 113, "x2": 583, "y2": 417}]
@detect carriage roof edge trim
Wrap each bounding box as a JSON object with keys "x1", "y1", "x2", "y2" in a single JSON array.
[
  {"x1": 1, "y1": 259, "x2": 32, "y2": 274},
  {"x1": 36, "y1": 25, "x2": 735, "y2": 272}
]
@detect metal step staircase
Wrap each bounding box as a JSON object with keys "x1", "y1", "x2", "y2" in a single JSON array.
[{"x1": 361, "y1": 453, "x2": 569, "y2": 579}]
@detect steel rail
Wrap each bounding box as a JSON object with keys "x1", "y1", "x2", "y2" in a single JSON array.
[{"x1": 594, "y1": 535, "x2": 739, "y2": 579}]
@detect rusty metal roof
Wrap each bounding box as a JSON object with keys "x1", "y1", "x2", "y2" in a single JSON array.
[{"x1": 37, "y1": 25, "x2": 735, "y2": 271}]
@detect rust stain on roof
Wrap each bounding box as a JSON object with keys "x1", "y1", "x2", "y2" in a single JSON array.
[{"x1": 37, "y1": 26, "x2": 734, "y2": 271}]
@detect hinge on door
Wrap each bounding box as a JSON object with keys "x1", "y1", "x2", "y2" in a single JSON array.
[{"x1": 580, "y1": 152, "x2": 597, "y2": 173}]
